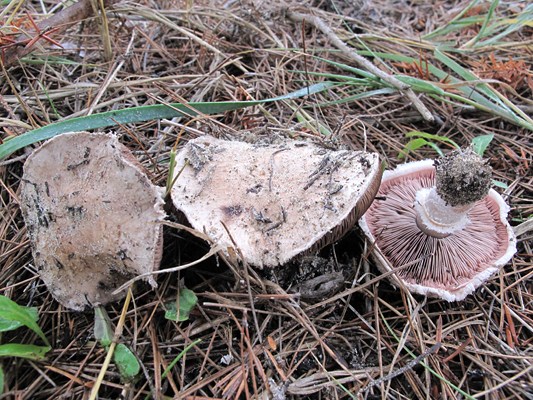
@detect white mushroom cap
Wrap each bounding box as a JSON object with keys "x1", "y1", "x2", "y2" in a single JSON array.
[
  {"x1": 359, "y1": 159, "x2": 517, "y2": 301},
  {"x1": 171, "y1": 135, "x2": 382, "y2": 267},
  {"x1": 20, "y1": 132, "x2": 166, "y2": 311}
]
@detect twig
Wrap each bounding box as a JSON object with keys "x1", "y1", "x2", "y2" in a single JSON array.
[
  {"x1": 287, "y1": 11, "x2": 435, "y2": 122},
  {"x1": 359, "y1": 342, "x2": 442, "y2": 394}
]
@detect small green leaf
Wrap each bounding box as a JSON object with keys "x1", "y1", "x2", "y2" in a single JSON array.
[
  {"x1": 114, "y1": 343, "x2": 140, "y2": 382},
  {"x1": 0, "y1": 344, "x2": 50, "y2": 360},
  {"x1": 471, "y1": 134, "x2": 494, "y2": 156},
  {"x1": 492, "y1": 179, "x2": 508, "y2": 189},
  {"x1": 0, "y1": 296, "x2": 49, "y2": 346},
  {"x1": 164, "y1": 288, "x2": 198, "y2": 322},
  {"x1": 399, "y1": 138, "x2": 429, "y2": 158},
  {"x1": 94, "y1": 307, "x2": 114, "y2": 348}
]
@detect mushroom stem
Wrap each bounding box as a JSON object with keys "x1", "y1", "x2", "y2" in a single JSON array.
[
  {"x1": 414, "y1": 147, "x2": 492, "y2": 239},
  {"x1": 415, "y1": 187, "x2": 473, "y2": 238}
]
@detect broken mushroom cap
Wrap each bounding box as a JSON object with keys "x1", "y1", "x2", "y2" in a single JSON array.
[
  {"x1": 20, "y1": 131, "x2": 166, "y2": 311},
  {"x1": 359, "y1": 151, "x2": 517, "y2": 302},
  {"x1": 171, "y1": 135, "x2": 382, "y2": 267}
]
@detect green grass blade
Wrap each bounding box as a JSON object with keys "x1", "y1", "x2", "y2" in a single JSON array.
[
  {"x1": 434, "y1": 49, "x2": 504, "y2": 103},
  {"x1": 395, "y1": 75, "x2": 446, "y2": 95},
  {"x1": 334, "y1": 50, "x2": 532, "y2": 131},
  {"x1": 311, "y1": 56, "x2": 379, "y2": 80},
  {"x1": 423, "y1": 0, "x2": 481, "y2": 39},
  {"x1": 0, "y1": 82, "x2": 334, "y2": 160},
  {"x1": 463, "y1": 0, "x2": 500, "y2": 48},
  {"x1": 475, "y1": 4, "x2": 533, "y2": 48},
  {"x1": 316, "y1": 88, "x2": 396, "y2": 106},
  {"x1": 406, "y1": 131, "x2": 460, "y2": 148},
  {"x1": 291, "y1": 70, "x2": 371, "y2": 85},
  {"x1": 398, "y1": 138, "x2": 430, "y2": 159},
  {"x1": 161, "y1": 339, "x2": 202, "y2": 379}
]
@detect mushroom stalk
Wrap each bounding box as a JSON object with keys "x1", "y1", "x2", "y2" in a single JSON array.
[
  {"x1": 415, "y1": 147, "x2": 493, "y2": 239},
  {"x1": 414, "y1": 187, "x2": 473, "y2": 238}
]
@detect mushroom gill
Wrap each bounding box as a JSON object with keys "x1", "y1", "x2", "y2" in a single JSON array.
[{"x1": 359, "y1": 157, "x2": 517, "y2": 302}]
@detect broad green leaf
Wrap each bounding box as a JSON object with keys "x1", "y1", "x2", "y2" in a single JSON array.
[
  {"x1": 0, "y1": 307, "x2": 38, "y2": 333},
  {"x1": 0, "y1": 296, "x2": 49, "y2": 346},
  {"x1": 0, "y1": 344, "x2": 50, "y2": 360},
  {"x1": 0, "y1": 82, "x2": 334, "y2": 160},
  {"x1": 471, "y1": 134, "x2": 494, "y2": 156},
  {"x1": 114, "y1": 343, "x2": 140, "y2": 382},
  {"x1": 94, "y1": 307, "x2": 114, "y2": 348},
  {"x1": 164, "y1": 288, "x2": 198, "y2": 322},
  {"x1": 0, "y1": 319, "x2": 24, "y2": 333}
]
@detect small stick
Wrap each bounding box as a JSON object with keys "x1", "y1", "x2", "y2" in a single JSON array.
[
  {"x1": 287, "y1": 11, "x2": 435, "y2": 122},
  {"x1": 360, "y1": 342, "x2": 442, "y2": 394}
]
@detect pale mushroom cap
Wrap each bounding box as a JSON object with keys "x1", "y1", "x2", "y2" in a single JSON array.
[
  {"x1": 171, "y1": 135, "x2": 382, "y2": 267},
  {"x1": 20, "y1": 132, "x2": 166, "y2": 311},
  {"x1": 359, "y1": 159, "x2": 517, "y2": 301}
]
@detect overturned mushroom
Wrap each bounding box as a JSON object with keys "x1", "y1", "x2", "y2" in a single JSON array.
[
  {"x1": 359, "y1": 148, "x2": 517, "y2": 301},
  {"x1": 171, "y1": 135, "x2": 382, "y2": 267},
  {"x1": 20, "y1": 132, "x2": 165, "y2": 311}
]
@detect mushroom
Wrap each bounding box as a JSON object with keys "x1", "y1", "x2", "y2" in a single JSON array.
[
  {"x1": 20, "y1": 131, "x2": 166, "y2": 311},
  {"x1": 359, "y1": 148, "x2": 517, "y2": 301},
  {"x1": 171, "y1": 135, "x2": 382, "y2": 267}
]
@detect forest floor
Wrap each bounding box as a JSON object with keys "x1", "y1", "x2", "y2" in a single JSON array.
[{"x1": 0, "y1": 0, "x2": 532, "y2": 399}]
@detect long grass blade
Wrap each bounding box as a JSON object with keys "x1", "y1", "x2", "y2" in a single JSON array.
[{"x1": 0, "y1": 82, "x2": 334, "y2": 160}]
